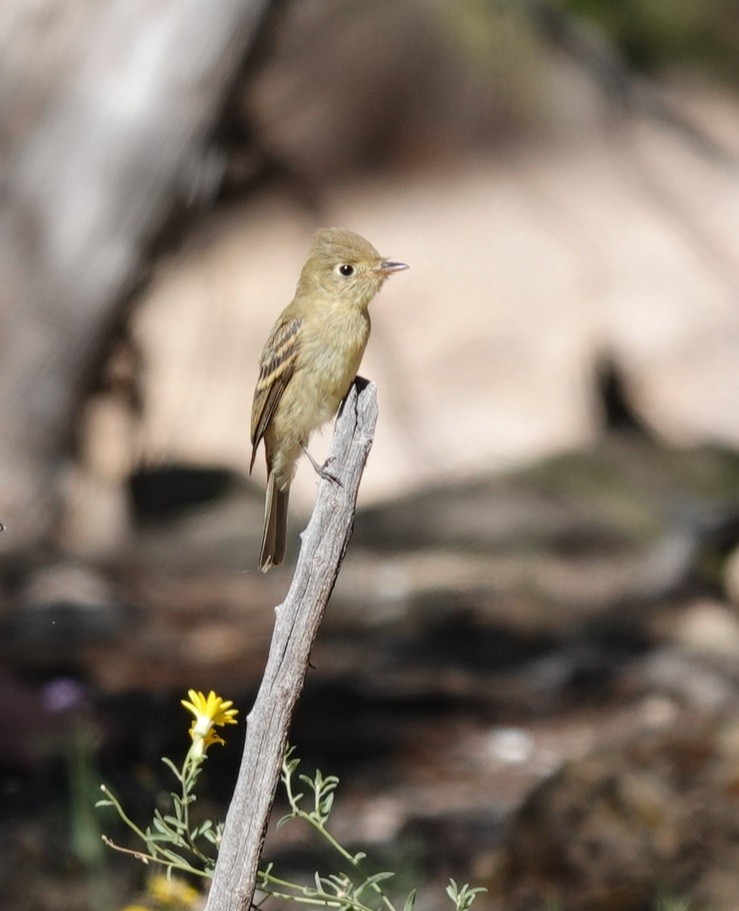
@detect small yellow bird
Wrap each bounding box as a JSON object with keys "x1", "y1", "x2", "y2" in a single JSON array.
[{"x1": 250, "y1": 227, "x2": 408, "y2": 572}]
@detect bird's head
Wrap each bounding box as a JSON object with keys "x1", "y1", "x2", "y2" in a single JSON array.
[{"x1": 298, "y1": 227, "x2": 408, "y2": 308}]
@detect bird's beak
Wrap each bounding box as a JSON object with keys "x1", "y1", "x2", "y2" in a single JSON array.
[{"x1": 372, "y1": 260, "x2": 409, "y2": 275}]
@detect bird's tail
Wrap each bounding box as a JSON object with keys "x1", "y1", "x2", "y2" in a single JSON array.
[{"x1": 259, "y1": 473, "x2": 289, "y2": 572}]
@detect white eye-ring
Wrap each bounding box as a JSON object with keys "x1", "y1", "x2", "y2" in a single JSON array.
[{"x1": 336, "y1": 263, "x2": 355, "y2": 277}]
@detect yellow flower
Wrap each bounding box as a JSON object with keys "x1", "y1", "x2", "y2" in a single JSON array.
[
  {"x1": 148, "y1": 873, "x2": 201, "y2": 908},
  {"x1": 181, "y1": 689, "x2": 238, "y2": 756}
]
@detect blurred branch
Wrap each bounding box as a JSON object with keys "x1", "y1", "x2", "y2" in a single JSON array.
[
  {"x1": 0, "y1": 0, "x2": 274, "y2": 549},
  {"x1": 512, "y1": 0, "x2": 737, "y2": 167},
  {"x1": 205, "y1": 379, "x2": 379, "y2": 911}
]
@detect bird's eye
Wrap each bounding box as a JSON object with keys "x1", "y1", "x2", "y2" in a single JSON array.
[{"x1": 337, "y1": 264, "x2": 354, "y2": 277}]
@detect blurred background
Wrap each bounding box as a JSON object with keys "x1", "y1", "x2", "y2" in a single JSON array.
[{"x1": 1, "y1": 1, "x2": 739, "y2": 909}]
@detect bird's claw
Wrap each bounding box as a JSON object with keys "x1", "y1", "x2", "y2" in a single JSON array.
[
  {"x1": 317, "y1": 457, "x2": 342, "y2": 486},
  {"x1": 302, "y1": 445, "x2": 342, "y2": 486}
]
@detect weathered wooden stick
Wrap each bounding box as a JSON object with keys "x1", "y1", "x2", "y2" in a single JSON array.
[{"x1": 205, "y1": 378, "x2": 379, "y2": 911}]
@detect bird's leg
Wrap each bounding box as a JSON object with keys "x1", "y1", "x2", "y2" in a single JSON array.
[{"x1": 301, "y1": 443, "x2": 341, "y2": 485}]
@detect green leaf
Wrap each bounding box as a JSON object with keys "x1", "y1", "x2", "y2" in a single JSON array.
[
  {"x1": 447, "y1": 881, "x2": 487, "y2": 911},
  {"x1": 403, "y1": 889, "x2": 418, "y2": 911},
  {"x1": 146, "y1": 831, "x2": 172, "y2": 843},
  {"x1": 320, "y1": 792, "x2": 335, "y2": 818},
  {"x1": 362, "y1": 872, "x2": 394, "y2": 887},
  {"x1": 355, "y1": 871, "x2": 394, "y2": 897},
  {"x1": 161, "y1": 757, "x2": 182, "y2": 780},
  {"x1": 152, "y1": 815, "x2": 170, "y2": 835},
  {"x1": 327, "y1": 873, "x2": 349, "y2": 888},
  {"x1": 192, "y1": 819, "x2": 213, "y2": 837}
]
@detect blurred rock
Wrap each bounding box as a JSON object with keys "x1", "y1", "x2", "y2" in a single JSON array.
[
  {"x1": 242, "y1": 0, "x2": 552, "y2": 183},
  {"x1": 3, "y1": 431, "x2": 739, "y2": 907},
  {"x1": 498, "y1": 714, "x2": 739, "y2": 911},
  {"x1": 8, "y1": 435, "x2": 736, "y2": 703},
  {"x1": 725, "y1": 544, "x2": 739, "y2": 606},
  {"x1": 670, "y1": 599, "x2": 739, "y2": 657},
  {"x1": 118, "y1": 100, "x2": 739, "y2": 528},
  {"x1": 6, "y1": 563, "x2": 128, "y2": 651},
  {"x1": 623, "y1": 647, "x2": 739, "y2": 712}
]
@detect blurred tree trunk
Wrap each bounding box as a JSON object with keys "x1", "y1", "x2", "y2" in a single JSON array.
[{"x1": 0, "y1": 0, "x2": 272, "y2": 551}]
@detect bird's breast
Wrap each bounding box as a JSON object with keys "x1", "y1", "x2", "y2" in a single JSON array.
[{"x1": 302, "y1": 307, "x2": 370, "y2": 391}]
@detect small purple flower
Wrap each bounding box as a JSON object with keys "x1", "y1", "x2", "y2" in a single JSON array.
[{"x1": 42, "y1": 677, "x2": 87, "y2": 714}]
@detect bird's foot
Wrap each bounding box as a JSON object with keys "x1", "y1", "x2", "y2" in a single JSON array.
[
  {"x1": 318, "y1": 457, "x2": 342, "y2": 485},
  {"x1": 302, "y1": 445, "x2": 342, "y2": 486}
]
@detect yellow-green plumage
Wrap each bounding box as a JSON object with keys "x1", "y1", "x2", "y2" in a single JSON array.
[{"x1": 250, "y1": 227, "x2": 407, "y2": 572}]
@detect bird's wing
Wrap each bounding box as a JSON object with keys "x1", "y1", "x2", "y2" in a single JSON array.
[{"x1": 250, "y1": 314, "x2": 302, "y2": 473}]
